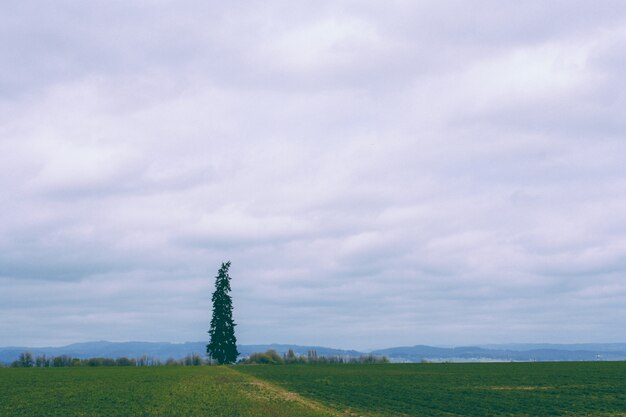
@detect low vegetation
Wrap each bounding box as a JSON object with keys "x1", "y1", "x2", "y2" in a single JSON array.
[
  {"x1": 241, "y1": 349, "x2": 389, "y2": 365},
  {"x1": 6, "y1": 349, "x2": 389, "y2": 368},
  {"x1": 239, "y1": 361, "x2": 626, "y2": 416},
  {"x1": 3, "y1": 361, "x2": 626, "y2": 416},
  {"x1": 0, "y1": 366, "x2": 336, "y2": 417},
  {"x1": 7, "y1": 351, "x2": 207, "y2": 368}
]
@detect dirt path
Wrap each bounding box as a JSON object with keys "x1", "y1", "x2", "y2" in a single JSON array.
[{"x1": 227, "y1": 367, "x2": 361, "y2": 417}]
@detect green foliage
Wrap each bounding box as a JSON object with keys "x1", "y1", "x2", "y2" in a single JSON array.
[
  {"x1": 283, "y1": 349, "x2": 307, "y2": 364},
  {"x1": 115, "y1": 357, "x2": 136, "y2": 366},
  {"x1": 34, "y1": 355, "x2": 48, "y2": 368},
  {"x1": 207, "y1": 261, "x2": 239, "y2": 364},
  {"x1": 52, "y1": 355, "x2": 74, "y2": 367},
  {"x1": 12, "y1": 352, "x2": 34, "y2": 368},
  {"x1": 245, "y1": 350, "x2": 285, "y2": 365},
  {"x1": 9, "y1": 353, "x2": 210, "y2": 368},
  {"x1": 85, "y1": 358, "x2": 114, "y2": 367},
  {"x1": 242, "y1": 350, "x2": 387, "y2": 365},
  {"x1": 0, "y1": 366, "x2": 335, "y2": 416},
  {"x1": 240, "y1": 362, "x2": 626, "y2": 416}
]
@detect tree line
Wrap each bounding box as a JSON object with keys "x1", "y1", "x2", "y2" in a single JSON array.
[
  {"x1": 242, "y1": 349, "x2": 389, "y2": 365},
  {"x1": 5, "y1": 351, "x2": 209, "y2": 368},
  {"x1": 5, "y1": 349, "x2": 389, "y2": 368}
]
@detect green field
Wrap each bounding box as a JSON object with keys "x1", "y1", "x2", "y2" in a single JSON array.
[
  {"x1": 0, "y1": 366, "x2": 336, "y2": 417},
  {"x1": 2, "y1": 362, "x2": 626, "y2": 416},
  {"x1": 240, "y1": 362, "x2": 626, "y2": 416}
]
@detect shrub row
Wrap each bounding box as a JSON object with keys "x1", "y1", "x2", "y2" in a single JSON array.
[
  {"x1": 240, "y1": 349, "x2": 389, "y2": 365},
  {"x1": 7, "y1": 352, "x2": 208, "y2": 367}
]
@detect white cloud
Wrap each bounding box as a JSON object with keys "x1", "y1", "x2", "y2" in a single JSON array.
[
  {"x1": 260, "y1": 16, "x2": 382, "y2": 73},
  {"x1": 1, "y1": 0, "x2": 626, "y2": 349}
]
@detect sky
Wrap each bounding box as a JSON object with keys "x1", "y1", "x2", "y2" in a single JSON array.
[{"x1": 1, "y1": 1, "x2": 626, "y2": 350}]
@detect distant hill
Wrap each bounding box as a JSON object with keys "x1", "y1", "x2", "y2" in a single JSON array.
[
  {"x1": 2, "y1": 341, "x2": 626, "y2": 364},
  {"x1": 370, "y1": 344, "x2": 626, "y2": 362},
  {"x1": 478, "y1": 343, "x2": 626, "y2": 352},
  {"x1": 238, "y1": 344, "x2": 364, "y2": 358}
]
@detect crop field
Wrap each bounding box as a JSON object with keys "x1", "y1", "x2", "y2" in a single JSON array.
[
  {"x1": 2, "y1": 362, "x2": 626, "y2": 416},
  {"x1": 240, "y1": 362, "x2": 626, "y2": 416},
  {"x1": 0, "y1": 366, "x2": 337, "y2": 417}
]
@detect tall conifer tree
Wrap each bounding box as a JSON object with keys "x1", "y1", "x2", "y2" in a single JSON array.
[{"x1": 207, "y1": 261, "x2": 239, "y2": 364}]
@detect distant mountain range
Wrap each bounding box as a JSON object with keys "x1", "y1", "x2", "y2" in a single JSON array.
[
  {"x1": 370, "y1": 344, "x2": 626, "y2": 362},
  {"x1": 2, "y1": 341, "x2": 626, "y2": 364}
]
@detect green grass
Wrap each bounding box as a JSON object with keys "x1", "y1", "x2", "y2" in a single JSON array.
[
  {"x1": 0, "y1": 366, "x2": 336, "y2": 417},
  {"x1": 3, "y1": 362, "x2": 626, "y2": 416},
  {"x1": 239, "y1": 362, "x2": 626, "y2": 416}
]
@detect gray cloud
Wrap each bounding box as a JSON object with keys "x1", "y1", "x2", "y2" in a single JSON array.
[{"x1": 1, "y1": 1, "x2": 626, "y2": 349}]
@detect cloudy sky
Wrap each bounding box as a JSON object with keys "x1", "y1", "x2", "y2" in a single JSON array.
[{"x1": 2, "y1": 1, "x2": 626, "y2": 350}]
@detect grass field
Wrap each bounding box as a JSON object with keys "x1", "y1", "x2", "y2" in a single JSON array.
[
  {"x1": 0, "y1": 366, "x2": 337, "y2": 417},
  {"x1": 2, "y1": 362, "x2": 626, "y2": 416},
  {"x1": 239, "y1": 362, "x2": 626, "y2": 416}
]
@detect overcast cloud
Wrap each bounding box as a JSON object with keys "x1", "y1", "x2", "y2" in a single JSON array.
[{"x1": 2, "y1": 0, "x2": 626, "y2": 350}]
